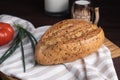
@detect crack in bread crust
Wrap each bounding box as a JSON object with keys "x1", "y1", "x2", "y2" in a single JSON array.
[{"x1": 35, "y1": 19, "x2": 105, "y2": 65}]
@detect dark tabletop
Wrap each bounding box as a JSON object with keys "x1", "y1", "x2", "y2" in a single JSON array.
[{"x1": 0, "y1": 0, "x2": 120, "y2": 79}]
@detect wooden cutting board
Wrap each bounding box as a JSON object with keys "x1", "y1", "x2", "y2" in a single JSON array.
[
  {"x1": 0, "y1": 38, "x2": 120, "y2": 80},
  {"x1": 104, "y1": 38, "x2": 120, "y2": 58}
]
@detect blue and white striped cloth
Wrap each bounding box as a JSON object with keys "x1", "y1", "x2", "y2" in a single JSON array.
[{"x1": 0, "y1": 15, "x2": 118, "y2": 80}]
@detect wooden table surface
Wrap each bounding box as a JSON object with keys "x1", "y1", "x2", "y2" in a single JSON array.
[{"x1": 0, "y1": 0, "x2": 120, "y2": 79}]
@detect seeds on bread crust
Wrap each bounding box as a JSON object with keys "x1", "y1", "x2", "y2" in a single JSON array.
[{"x1": 35, "y1": 19, "x2": 105, "y2": 65}]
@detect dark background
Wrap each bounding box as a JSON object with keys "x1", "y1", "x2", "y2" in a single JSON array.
[
  {"x1": 0, "y1": 0, "x2": 119, "y2": 46},
  {"x1": 0, "y1": 0, "x2": 120, "y2": 79}
]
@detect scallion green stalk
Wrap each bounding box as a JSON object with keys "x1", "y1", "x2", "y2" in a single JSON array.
[{"x1": 0, "y1": 24, "x2": 37, "y2": 72}]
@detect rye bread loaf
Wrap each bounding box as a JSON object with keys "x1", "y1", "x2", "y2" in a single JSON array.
[{"x1": 35, "y1": 19, "x2": 105, "y2": 65}]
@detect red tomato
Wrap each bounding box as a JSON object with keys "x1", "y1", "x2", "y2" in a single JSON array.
[{"x1": 0, "y1": 22, "x2": 14, "y2": 46}]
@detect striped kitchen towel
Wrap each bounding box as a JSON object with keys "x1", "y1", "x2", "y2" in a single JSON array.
[{"x1": 0, "y1": 14, "x2": 118, "y2": 80}]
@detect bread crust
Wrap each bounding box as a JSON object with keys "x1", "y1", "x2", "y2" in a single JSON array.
[{"x1": 35, "y1": 19, "x2": 105, "y2": 65}]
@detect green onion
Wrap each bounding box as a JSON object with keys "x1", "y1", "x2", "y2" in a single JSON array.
[
  {"x1": 19, "y1": 28, "x2": 26, "y2": 72},
  {"x1": 0, "y1": 24, "x2": 37, "y2": 72},
  {"x1": 0, "y1": 40, "x2": 19, "y2": 64},
  {"x1": 27, "y1": 34, "x2": 36, "y2": 52},
  {"x1": 17, "y1": 24, "x2": 37, "y2": 44}
]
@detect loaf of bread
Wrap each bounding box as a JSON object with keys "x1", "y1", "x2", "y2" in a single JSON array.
[{"x1": 35, "y1": 19, "x2": 105, "y2": 65}]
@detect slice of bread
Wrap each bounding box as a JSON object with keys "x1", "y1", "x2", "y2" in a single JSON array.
[{"x1": 35, "y1": 19, "x2": 105, "y2": 65}]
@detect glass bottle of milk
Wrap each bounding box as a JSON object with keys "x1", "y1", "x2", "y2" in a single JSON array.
[{"x1": 44, "y1": 0, "x2": 69, "y2": 16}]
